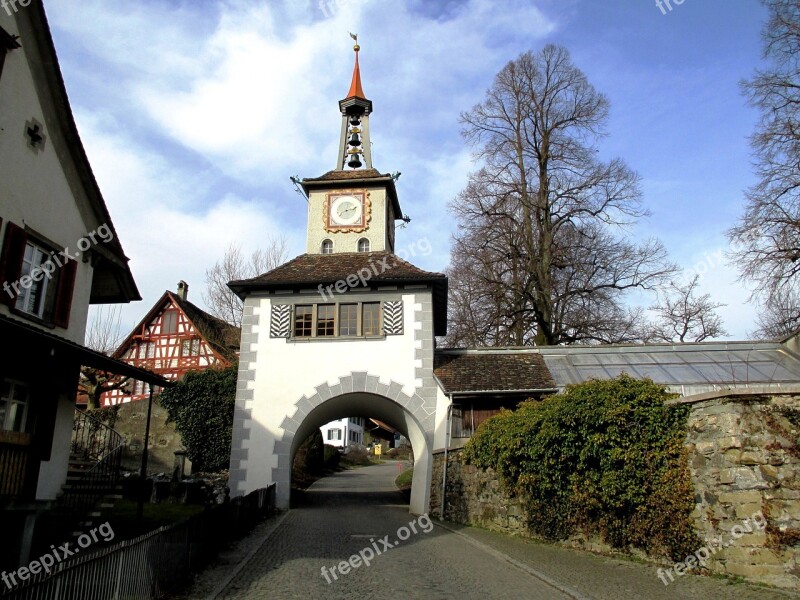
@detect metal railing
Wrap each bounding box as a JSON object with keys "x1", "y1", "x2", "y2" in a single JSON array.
[
  {"x1": 1, "y1": 484, "x2": 276, "y2": 600},
  {"x1": 59, "y1": 409, "x2": 125, "y2": 512}
]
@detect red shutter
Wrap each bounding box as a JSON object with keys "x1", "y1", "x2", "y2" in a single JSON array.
[
  {"x1": 53, "y1": 258, "x2": 77, "y2": 328},
  {"x1": 0, "y1": 221, "x2": 28, "y2": 307}
]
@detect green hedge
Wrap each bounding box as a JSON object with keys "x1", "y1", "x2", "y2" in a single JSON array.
[
  {"x1": 159, "y1": 365, "x2": 238, "y2": 473},
  {"x1": 463, "y1": 375, "x2": 700, "y2": 560}
]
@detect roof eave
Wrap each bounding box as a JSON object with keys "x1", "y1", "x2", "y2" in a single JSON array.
[
  {"x1": 228, "y1": 275, "x2": 448, "y2": 336},
  {"x1": 18, "y1": 3, "x2": 140, "y2": 303},
  {"x1": 300, "y1": 176, "x2": 403, "y2": 220}
]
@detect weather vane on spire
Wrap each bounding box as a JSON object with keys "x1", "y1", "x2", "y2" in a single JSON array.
[{"x1": 349, "y1": 32, "x2": 360, "y2": 52}]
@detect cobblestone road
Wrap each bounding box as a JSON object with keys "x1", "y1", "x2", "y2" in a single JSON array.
[{"x1": 216, "y1": 462, "x2": 797, "y2": 600}]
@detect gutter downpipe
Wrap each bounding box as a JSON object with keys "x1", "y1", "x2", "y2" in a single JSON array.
[{"x1": 440, "y1": 395, "x2": 453, "y2": 520}]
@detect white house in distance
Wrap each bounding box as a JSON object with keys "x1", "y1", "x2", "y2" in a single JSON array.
[{"x1": 320, "y1": 417, "x2": 364, "y2": 449}]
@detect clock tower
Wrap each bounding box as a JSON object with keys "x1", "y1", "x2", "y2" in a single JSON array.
[
  {"x1": 302, "y1": 38, "x2": 403, "y2": 255},
  {"x1": 227, "y1": 36, "x2": 448, "y2": 516}
]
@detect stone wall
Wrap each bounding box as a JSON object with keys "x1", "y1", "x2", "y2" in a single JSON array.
[
  {"x1": 104, "y1": 397, "x2": 189, "y2": 476},
  {"x1": 430, "y1": 448, "x2": 527, "y2": 534},
  {"x1": 431, "y1": 390, "x2": 800, "y2": 590},
  {"x1": 678, "y1": 390, "x2": 799, "y2": 588}
]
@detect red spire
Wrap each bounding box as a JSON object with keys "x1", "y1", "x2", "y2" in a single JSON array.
[{"x1": 346, "y1": 44, "x2": 367, "y2": 100}]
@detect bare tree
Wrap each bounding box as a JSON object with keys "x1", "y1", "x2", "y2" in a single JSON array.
[
  {"x1": 204, "y1": 239, "x2": 288, "y2": 328},
  {"x1": 80, "y1": 305, "x2": 129, "y2": 410},
  {"x1": 644, "y1": 275, "x2": 727, "y2": 343},
  {"x1": 449, "y1": 45, "x2": 675, "y2": 347},
  {"x1": 729, "y1": 0, "x2": 800, "y2": 333},
  {"x1": 752, "y1": 286, "x2": 800, "y2": 338}
]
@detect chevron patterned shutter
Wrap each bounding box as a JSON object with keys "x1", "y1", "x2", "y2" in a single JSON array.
[
  {"x1": 270, "y1": 304, "x2": 291, "y2": 338},
  {"x1": 382, "y1": 300, "x2": 403, "y2": 335}
]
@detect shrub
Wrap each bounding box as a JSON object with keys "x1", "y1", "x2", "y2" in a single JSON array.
[
  {"x1": 341, "y1": 444, "x2": 372, "y2": 466},
  {"x1": 158, "y1": 365, "x2": 237, "y2": 473},
  {"x1": 463, "y1": 375, "x2": 700, "y2": 560},
  {"x1": 323, "y1": 444, "x2": 341, "y2": 469},
  {"x1": 293, "y1": 430, "x2": 325, "y2": 476}
]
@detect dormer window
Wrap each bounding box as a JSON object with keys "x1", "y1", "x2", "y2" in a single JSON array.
[
  {"x1": 321, "y1": 239, "x2": 333, "y2": 254},
  {"x1": 358, "y1": 238, "x2": 370, "y2": 253}
]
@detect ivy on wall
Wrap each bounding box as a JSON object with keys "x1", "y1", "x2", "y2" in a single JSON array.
[
  {"x1": 159, "y1": 364, "x2": 238, "y2": 473},
  {"x1": 463, "y1": 374, "x2": 700, "y2": 560}
]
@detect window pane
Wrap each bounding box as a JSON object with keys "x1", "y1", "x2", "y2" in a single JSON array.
[
  {"x1": 339, "y1": 304, "x2": 357, "y2": 336},
  {"x1": 181, "y1": 340, "x2": 191, "y2": 356},
  {"x1": 362, "y1": 303, "x2": 380, "y2": 336},
  {"x1": 358, "y1": 238, "x2": 370, "y2": 252},
  {"x1": 162, "y1": 311, "x2": 178, "y2": 334},
  {"x1": 317, "y1": 304, "x2": 335, "y2": 336},
  {"x1": 294, "y1": 305, "x2": 313, "y2": 337},
  {"x1": 15, "y1": 242, "x2": 52, "y2": 317}
]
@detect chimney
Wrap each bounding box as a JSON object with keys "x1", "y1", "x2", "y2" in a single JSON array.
[{"x1": 177, "y1": 281, "x2": 189, "y2": 301}]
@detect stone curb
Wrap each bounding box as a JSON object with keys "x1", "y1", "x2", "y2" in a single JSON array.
[
  {"x1": 206, "y1": 510, "x2": 291, "y2": 600},
  {"x1": 432, "y1": 519, "x2": 593, "y2": 600}
]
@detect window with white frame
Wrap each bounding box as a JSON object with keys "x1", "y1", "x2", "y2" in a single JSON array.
[
  {"x1": 321, "y1": 239, "x2": 333, "y2": 254},
  {"x1": 357, "y1": 238, "x2": 370, "y2": 252},
  {"x1": 15, "y1": 241, "x2": 54, "y2": 318},
  {"x1": 327, "y1": 428, "x2": 342, "y2": 441},
  {"x1": 0, "y1": 380, "x2": 29, "y2": 433}
]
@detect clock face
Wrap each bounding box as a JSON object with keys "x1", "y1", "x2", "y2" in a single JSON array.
[
  {"x1": 325, "y1": 191, "x2": 369, "y2": 231},
  {"x1": 330, "y1": 194, "x2": 363, "y2": 226}
]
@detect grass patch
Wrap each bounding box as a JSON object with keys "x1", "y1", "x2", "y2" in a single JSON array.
[
  {"x1": 107, "y1": 499, "x2": 205, "y2": 539},
  {"x1": 395, "y1": 467, "x2": 413, "y2": 490}
]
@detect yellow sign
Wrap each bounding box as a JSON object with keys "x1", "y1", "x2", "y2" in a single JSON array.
[{"x1": 374, "y1": 445, "x2": 382, "y2": 455}]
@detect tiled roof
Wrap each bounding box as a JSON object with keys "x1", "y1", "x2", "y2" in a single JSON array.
[
  {"x1": 434, "y1": 350, "x2": 557, "y2": 394},
  {"x1": 230, "y1": 252, "x2": 448, "y2": 336},
  {"x1": 231, "y1": 252, "x2": 445, "y2": 287},
  {"x1": 302, "y1": 169, "x2": 389, "y2": 182}
]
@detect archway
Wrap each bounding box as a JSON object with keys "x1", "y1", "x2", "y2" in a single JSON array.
[{"x1": 281, "y1": 391, "x2": 432, "y2": 515}]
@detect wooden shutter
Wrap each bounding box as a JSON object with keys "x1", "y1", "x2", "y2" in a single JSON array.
[
  {"x1": 0, "y1": 221, "x2": 27, "y2": 307},
  {"x1": 53, "y1": 258, "x2": 77, "y2": 328}
]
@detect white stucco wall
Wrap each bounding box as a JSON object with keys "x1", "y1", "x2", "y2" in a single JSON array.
[
  {"x1": 1, "y1": 9, "x2": 115, "y2": 503},
  {"x1": 230, "y1": 287, "x2": 440, "y2": 514},
  {"x1": 0, "y1": 10, "x2": 94, "y2": 343},
  {"x1": 35, "y1": 392, "x2": 75, "y2": 500}
]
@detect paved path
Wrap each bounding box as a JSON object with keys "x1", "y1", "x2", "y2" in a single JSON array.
[{"x1": 215, "y1": 462, "x2": 797, "y2": 600}]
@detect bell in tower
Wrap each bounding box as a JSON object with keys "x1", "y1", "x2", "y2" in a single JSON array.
[{"x1": 337, "y1": 34, "x2": 373, "y2": 171}]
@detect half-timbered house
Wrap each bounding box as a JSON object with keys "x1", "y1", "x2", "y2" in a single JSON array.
[{"x1": 100, "y1": 281, "x2": 240, "y2": 406}]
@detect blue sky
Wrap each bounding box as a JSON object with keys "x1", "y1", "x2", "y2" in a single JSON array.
[{"x1": 42, "y1": 0, "x2": 769, "y2": 340}]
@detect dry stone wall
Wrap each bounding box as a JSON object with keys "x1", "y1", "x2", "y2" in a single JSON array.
[{"x1": 431, "y1": 390, "x2": 800, "y2": 590}]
